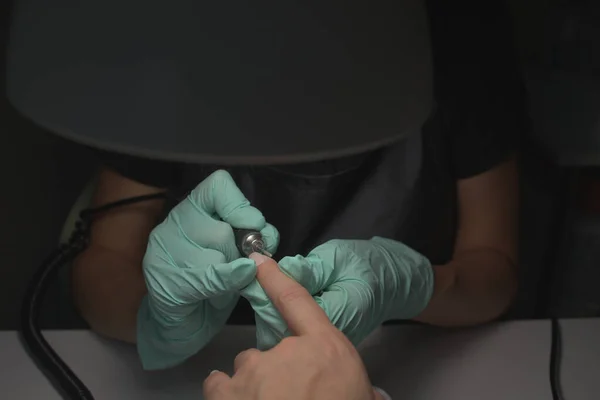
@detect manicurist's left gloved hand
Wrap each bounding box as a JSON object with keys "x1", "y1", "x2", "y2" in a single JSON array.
[
  {"x1": 138, "y1": 170, "x2": 279, "y2": 370},
  {"x1": 242, "y1": 237, "x2": 434, "y2": 350}
]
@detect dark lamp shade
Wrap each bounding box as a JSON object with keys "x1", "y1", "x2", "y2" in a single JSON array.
[{"x1": 7, "y1": 0, "x2": 433, "y2": 164}]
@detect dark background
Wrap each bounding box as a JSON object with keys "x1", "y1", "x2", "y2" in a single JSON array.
[
  {"x1": 1, "y1": 0, "x2": 599, "y2": 329},
  {"x1": 0, "y1": 0, "x2": 96, "y2": 328}
]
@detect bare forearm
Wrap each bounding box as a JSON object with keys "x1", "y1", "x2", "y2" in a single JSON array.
[
  {"x1": 414, "y1": 249, "x2": 517, "y2": 326},
  {"x1": 72, "y1": 246, "x2": 147, "y2": 343}
]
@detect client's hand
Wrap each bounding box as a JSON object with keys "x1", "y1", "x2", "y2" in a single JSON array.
[{"x1": 203, "y1": 254, "x2": 382, "y2": 400}]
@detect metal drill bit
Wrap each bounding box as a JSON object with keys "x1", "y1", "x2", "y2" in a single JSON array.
[
  {"x1": 252, "y1": 241, "x2": 272, "y2": 258},
  {"x1": 233, "y1": 228, "x2": 272, "y2": 258}
]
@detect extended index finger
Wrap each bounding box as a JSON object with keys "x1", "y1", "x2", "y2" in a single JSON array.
[
  {"x1": 250, "y1": 253, "x2": 333, "y2": 337},
  {"x1": 203, "y1": 370, "x2": 232, "y2": 400}
]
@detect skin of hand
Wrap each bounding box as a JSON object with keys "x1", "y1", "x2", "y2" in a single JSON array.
[{"x1": 203, "y1": 253, "x2": 382, "y2": 400}]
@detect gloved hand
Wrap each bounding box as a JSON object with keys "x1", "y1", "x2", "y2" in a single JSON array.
[
  {"x1": 242, "y1": 237, "x2": 434, "y2": 349},
  {"x1": 137, "y1": 170, "x2": 279, "y2": 370}
]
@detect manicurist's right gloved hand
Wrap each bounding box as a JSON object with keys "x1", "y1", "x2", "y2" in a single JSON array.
[{"x1": 137, "y1": 170, "x2": 279, "y2": 370}]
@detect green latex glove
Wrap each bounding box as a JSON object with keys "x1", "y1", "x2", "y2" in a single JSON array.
[
  {"x1": 138, "y1": 170, "x2": 279, "y2": 370},
  {"x1": 242, "y1": 237, "x2": 434, "y2": 349}
]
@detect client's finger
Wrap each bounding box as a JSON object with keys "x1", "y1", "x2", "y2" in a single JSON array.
[
  {"x1": 203, "y1": 370, "x2": 232, "y2": 399},
  {"x1": 250, "y1": 253, "x2": 332, "y2": 337},
  {"x1": 234, "y1": 348, "x2": 261, "y2": 372}
]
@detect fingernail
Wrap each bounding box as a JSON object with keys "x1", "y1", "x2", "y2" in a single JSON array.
[
  {"x1": 249, "y1": 252, "x2": 269, "y2": 266},
  {"x1": 373, "y1": 387, "x2": 392, "y2": 400},
  {"x1": 210, "y1": 370, "x2": 220, "y2": 375}
]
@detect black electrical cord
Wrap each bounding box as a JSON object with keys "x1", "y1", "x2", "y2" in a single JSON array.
[
  {"x1": 550, "y1": 318, "x2": 565, "y2": 400},
  {"x1": 19, "y1": 192, "x2": 168, "y2": 400},
  {"x1": 538, "y1": 167, "x2": 573, "y2": 400}
]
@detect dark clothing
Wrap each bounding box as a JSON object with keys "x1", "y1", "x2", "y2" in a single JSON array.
[{"x1": 96, "y1": 1, "x2": 528, "y2": 324}]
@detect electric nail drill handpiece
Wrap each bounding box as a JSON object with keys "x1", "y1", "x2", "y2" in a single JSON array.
[{"x1": 233, "y1": 228, "x2": 272, "y2": 258}]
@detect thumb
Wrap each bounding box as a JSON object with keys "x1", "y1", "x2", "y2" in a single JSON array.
[
  {"x1": 317, "y1": 281, "x2": 376, "y2": 346},
  {"x1": 190, "y1": 170, "x2": 266, "y2": 229},
  {"x1": 203, "y1": 370, "x2": 232, "y2": 399},
  {"x1": 277, "y1": 253, "x2": 333, "y2": 295},
  {"x1": 259, "y1": 223, "x2": 280, "y2": 255},
  {"x1": 180, "y1": 258, "x2": 257, "y2": 301}
]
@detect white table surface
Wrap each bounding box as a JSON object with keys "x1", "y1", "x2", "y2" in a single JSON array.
[{"x1": 2, "y1": 319, "x2": 599, "y2": 399}]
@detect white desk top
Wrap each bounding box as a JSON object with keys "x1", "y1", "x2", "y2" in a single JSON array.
[{"x1": 2, "y1": 319, "x2": 599, "y2": 399}]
